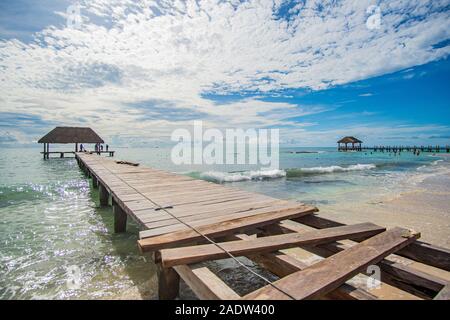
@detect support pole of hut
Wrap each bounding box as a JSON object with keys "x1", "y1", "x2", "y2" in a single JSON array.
[
  {"x1": 75, "y1": 143, "x2": 78, "y2": 152},
  {"x1": 157, "y1": 264, "x2": 180, "y2": 300},
  {"x1": 43, "y1": 143, "x2": 46, "y2": 159},
  {"x1": 112, "y1": 198, "x2": 127, "y2": 233},
  {"x1": 99, "y1": 183, "x2": 109, "y2": 206}
]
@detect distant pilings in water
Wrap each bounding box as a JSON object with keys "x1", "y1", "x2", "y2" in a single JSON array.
[{"x1": 359, "y1": 145, "x2": 450, "y2": 153}]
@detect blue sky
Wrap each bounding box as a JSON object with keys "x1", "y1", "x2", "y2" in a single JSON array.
[{"x1": 0, "y1": 0, "x2": 449, "y2": 146}]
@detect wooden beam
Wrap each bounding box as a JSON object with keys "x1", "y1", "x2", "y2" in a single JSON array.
[
  {"x1": 174, "y1": 265, "x2": 240, "y2": 300},
  {"x1": 160, "y1": 223, "x2": 386, "y2": 267},
  {"x1": 274, "y1": 218, "x2": 447, "y2": 298},
  {"x1": 295, "y1": 214, "x2": 450, "y2": 271},
  {"x1": 243, "y1": 227, "x2": 420, "y2": 300},
  {"x1": 230, "y1": 234, "x2": 378, "y2": 300},
  {"x1": 397, "y1": 242, "x2": 450, "y2": 272},
  {"x1": 138, "y1": 205, "x2": 317, "y2": 252}
]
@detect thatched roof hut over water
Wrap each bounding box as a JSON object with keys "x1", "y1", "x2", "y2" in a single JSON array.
[
  {"x1": 337, "y1": 136, "x2": 363, "y2": 151},
  {"x1": 38, "y1": 127, "x2": 105, "y2": 159},
  {"x1": 38, "y1": 127, "x2": 104, "y2": 144},
  {"x1": 337, "y1": 136, "x2": 362, "y2": 144}
]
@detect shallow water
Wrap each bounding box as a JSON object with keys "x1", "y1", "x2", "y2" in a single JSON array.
[{"x1": 0, "y1": 146, "x2": 447, "y2": 299}]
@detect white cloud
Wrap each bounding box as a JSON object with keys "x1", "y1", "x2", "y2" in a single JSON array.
[{"x1": 0, "y1": 0, "x2": 449, "y2": 143}]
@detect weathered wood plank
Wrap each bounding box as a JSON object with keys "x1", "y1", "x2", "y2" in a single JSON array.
[
  {"x1": 296, "y1": 214, "x2": 450, "y2": 271},
  {"x1": 138, "y1": 205, "x2": 317, "y2": 252},
  {"x1": 243, "y1": 227, "x2": 420, "y2": 300},
  {"x1": 139, "y1": 201, "x2": 311, "y2": 239},
  {"x1": 160, "y1": 223, "x2": 386, "y2": 267},
  {"x1": 228, "y1": 234, "x2": 377, "y2": 300},
  {"x1": 174, "y1": 265, "x2": 240, "y2": 300},
  {"x1": 271, "y1": 218, "x2": 448, "y2": 298}
]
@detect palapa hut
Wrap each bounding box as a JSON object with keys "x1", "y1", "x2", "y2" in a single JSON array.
[
  {"x1": 337, "y1": 136, "x2": 363, "y2": 151},
  {"x1": 38, "y1": 127, "x2": 104, "y2": 159}
]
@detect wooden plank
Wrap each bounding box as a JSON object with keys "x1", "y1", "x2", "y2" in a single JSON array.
[
  {"x1": 141, "y1": 199, "x2": 284, "y2": 230},
  {"x1": 138, "y1": 205, "x2": 317, "y2": 252},
  {"x1": 273, "y1": 218, "x2": 448, "y2": 298},
  {"x1": 227, "y1": 234, "x2": 377, "y2": 300},
  {"x1": 139, "y1": 201, "x2": 310, "y2": 238},
  {"x1": 398, "y1": 242, "x2": 450, "y2": 272},
  {"x1": 160, "y1": 223, "x2": 386, "y2": 267},
  {"x1": 174, "y1": 265, "x2": 240, "y2": 300},
  {"x1": 296, "y1": 214, "x2": 450, "y2": 271},
  {"x1": 243, "y1": 227, "x2": 420, "y2": 300}
]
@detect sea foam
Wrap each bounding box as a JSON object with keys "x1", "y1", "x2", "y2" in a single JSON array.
[
  {"x1": 286, "y1": 163, "x2": 377, "y2": 177},
  {"x1": 200, "y1": 169, "x2": 286, "y2": 183}
]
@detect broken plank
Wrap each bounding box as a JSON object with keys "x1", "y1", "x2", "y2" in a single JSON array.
[
  {"x1": 272, "y1": 218, "x2": 447, "y2": 298},
  {"x1": 227, "y1": 234, "x2": 378, "y2": 300},
  {"x1": 295, "y1": 214, "x2": 450, "y2": 271},
  {"x1": 243, "y1": 227, "x2": 420, "y2": 300},
  {"x1": 160, "y1": 223, "x2": 386, "y2": 267}
]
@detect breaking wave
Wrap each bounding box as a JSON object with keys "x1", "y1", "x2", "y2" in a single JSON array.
[
  {"x1": 191, "y1": 163, "x2": 377, "y2": 183},
  {"x1": 286, "y1": 164, "x2": 377, "y2": 177},
  {"x1": 198, "y1": 169, "x2": 286, "y2": 183}
]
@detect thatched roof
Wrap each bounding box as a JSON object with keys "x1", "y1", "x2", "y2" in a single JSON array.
[
  {"x1": 337, "y1": 136, "x2": 362, "y2": 144},
  {"x1": 38, "y1": 127, "x2": 104, "y2": 144}
]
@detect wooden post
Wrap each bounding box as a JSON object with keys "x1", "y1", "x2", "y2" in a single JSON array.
[
  {"x1": 113, "y1": 199, "x2": 127, "y2": 233},
  {"x1": 157, "y1": 264, "x2": 180, "y2": 300},
  {"x1": 43, "y1": 143, "x2": 46, "y2": 159},
  {"x1": 99, "y1": 183, "x2": 109, "y2": 206},
  {"x1": 92, "y1": 175, "x2": 99, "y2": 188},
  {"x1": 75, "y1": 143, "x2": 78, "y2": 152}
]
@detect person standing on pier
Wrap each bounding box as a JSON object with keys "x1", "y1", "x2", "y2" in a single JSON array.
[{"x1": 106, "y1": 144, "x2": 109, "y2": 152}]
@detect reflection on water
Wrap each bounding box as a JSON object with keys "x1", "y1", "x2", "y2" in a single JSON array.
[{"x1": 0, "y1": 150, "x2": 156, "y2": 299}]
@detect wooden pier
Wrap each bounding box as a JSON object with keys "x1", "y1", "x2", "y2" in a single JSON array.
[
  {"x1": 344, "y1": 145, "x2": 450, "y2": 153},
  {"x1": 42, "y1": 150, "x2": 115, "y2": 159},
  {"x1": 75, "y1": 153, "x2": 450, "y2": 300}
]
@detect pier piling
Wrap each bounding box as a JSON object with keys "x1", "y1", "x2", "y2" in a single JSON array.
[
  {"x1": 157, "y1": 264, "x2": 180, "y2": 300},
  {"x1": 92, "y1": 176, "x2": 98, "y2": 188},
  {"x1": 99, "y1": 184, "x2": 109, "y2": 206},
  {"x1": 113, "y1": 199, "x2": 127, "y2": 233}
]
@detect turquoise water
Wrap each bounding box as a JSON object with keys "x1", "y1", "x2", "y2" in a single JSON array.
[{"x1": 0, "y1": 146, "x2": 447, "y2": 299}]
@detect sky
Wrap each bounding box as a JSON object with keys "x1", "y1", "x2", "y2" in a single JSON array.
[{"x1": 0, "y1": 0, "x2": 449, "y2": 147}]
